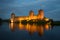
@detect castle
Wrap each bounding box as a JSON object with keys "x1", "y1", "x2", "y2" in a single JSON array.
[{"x1": 10, "y1": 9, "x2": 48, "y2": 23}]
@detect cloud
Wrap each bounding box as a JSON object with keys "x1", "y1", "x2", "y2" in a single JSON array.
[
  {"x1": 46, "y1": 8, "x2": 60, "y2": 13},
  {"x1": 7, "y1": 0, "x2": 47, "y2": 7}
]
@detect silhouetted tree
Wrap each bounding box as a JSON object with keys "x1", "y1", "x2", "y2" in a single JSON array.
[
  {"x1": 0, "y1": 18, "x2": 2, "y2": 26},
  {"x1": 0, "y1": 18, "x2": 2, "y2": 22}
]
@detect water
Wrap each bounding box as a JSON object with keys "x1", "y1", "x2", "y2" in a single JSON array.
[{"x1": 0, "y1": 22, "x2": 60, "y2": 40}]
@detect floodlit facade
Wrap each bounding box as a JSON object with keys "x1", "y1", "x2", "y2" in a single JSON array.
[{"x1": 10, "y1": 10, "x2": 44, "y2": 22}]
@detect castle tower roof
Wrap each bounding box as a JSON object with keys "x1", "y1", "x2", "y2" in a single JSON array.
[{"x1": 11, "y1": 12, "x2": 15, "y2": 15}]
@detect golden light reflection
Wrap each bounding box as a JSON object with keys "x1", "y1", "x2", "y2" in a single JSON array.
[
  {"x1": 18, "y1": 23, "x2": 25, "y2": 30},
  {"x1": 26, "y1": 24, "x2": 31, "y2": 31},
  {"x1": 44, "y1": 24, "x2": 49, "y2": 30},
  {"x1": 9, "y1": 23, "x2": 14, "y2": 30},
  {"x1": 37, "y1": 25, "x2": 44, "y2": 36},
  {"x1": 9, "y1": 23, "x2": 15, "y2": 32},
  {"x1": 9, "y1": 23, "x2": 51, "y2": 36},
  {"x1": 26, "y1": 24, "x2": 37, "y2": 34}
]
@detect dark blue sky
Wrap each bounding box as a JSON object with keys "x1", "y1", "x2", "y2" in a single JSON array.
[{"x1": 0, "y1": 0, "x2": 60, "y2": 21}]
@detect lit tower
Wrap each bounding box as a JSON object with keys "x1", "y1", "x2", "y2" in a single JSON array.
[
  {"x1": 29, "y1": 10, "x2": 34, "y2": 20},
  {"x1": 10, "y1": 13, "x2": 15, "y2": 22},
  {"x1": 38, "y1": 9, "x2": 44, "y2": 20}
]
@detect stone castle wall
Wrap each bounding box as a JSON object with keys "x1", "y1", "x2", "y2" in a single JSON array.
[{"x1": 10, "y1": 10, "x2": 44, "y2": 22}]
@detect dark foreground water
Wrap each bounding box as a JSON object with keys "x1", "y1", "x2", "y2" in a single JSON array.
[{"x1": 0, "y1": 22, "x2": 60, "y2": 40}]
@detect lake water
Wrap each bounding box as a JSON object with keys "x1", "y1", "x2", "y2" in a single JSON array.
[{"x1": 0, "y1": 22, "x2": 60, "y2": 40}]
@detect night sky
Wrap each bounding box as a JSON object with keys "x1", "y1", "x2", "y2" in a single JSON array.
[{"x1": 0, "y1": 0, "x2": 60, "y2": 21}]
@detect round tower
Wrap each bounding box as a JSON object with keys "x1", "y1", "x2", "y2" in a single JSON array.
[
  {"x1": 29, "y1": 10, "x2": 34, "y2": 20},
  {"x1": 29, "y1": 10, "x2": 34, "y2": 16},
  {"x1": 11, "y1": 13, "x2": 15, "y2": 18},
  {"x1": 38, "y1": 9, "x2": 44, "y2": 20},
  {"x1": 10, "y1": 13, "x2": 15, "y2": 22}
]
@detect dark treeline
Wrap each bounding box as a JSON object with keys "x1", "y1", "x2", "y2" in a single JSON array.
[
  {"x1": 52, "y1": 21, "x2": 60, "y2": 26},
  {"x1": 0, "y1": 18, "x2": 10, "y2": 23},
  {"x1": 0, "y1": 18, "x2": 60, "y2": 26},
  {"x1": 0, "y1": 18, "x2": 2, "y2": 23}
]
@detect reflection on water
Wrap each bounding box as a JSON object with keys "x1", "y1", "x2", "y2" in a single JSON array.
[
  {"x1": 0, "y1": 22, "x2": 60, "y2": 40},
  {"x1": 9, "y1": 23, "x2": 52, "y2": 36}
]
